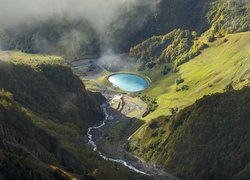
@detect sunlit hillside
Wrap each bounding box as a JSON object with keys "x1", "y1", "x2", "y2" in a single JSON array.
[{"x1": 142, "y1": 32, "x2": 250, "y2": 120}]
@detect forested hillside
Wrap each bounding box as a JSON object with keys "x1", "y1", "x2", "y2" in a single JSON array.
[
  {"x1": 155, "y1": 0, "x2": 249, "y2": 35},
  {"x1": 129, "y1": 29, "x2": 207, "y2": 70},
  {"x1": 129, "y1": 87, "x2": 250, "y2": 180},
  {"x1": 0, "y1": 0, "x2": 249, "y2": 179},
  {"x1": 127, "y1": 1, "x2": 250, "y2": 179},
  {"x1": 154, "y1": 0, "x2": 211, "y2": 34},
  {"x1": 130, "y1": 0, "x2": 250, "y2": 70},
  {"x1": 0, "y1": 59, "x2": 148, "y2": 179}
]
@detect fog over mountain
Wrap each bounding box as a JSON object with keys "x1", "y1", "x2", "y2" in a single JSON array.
[
  {"x1": 0, "y1": 0, "x2": 157, "y2": 54},
  {"x1": 0, "y1": 0, "x2": 156, "y2": 34}
]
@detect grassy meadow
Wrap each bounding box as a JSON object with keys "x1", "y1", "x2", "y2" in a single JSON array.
[
  {"x1": 0, "y1": 51, "x2": 64, "y2": 65},
  {"x1": 141, "y1": 32, "x2": 250, "y2": 120}
]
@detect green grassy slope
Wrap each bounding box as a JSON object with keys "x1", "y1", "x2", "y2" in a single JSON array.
[
  {"x1": 128, "y1": 32, "x2": 250, "y2": 179},
  {"x1": 129, "y1": 87, "x2": 250, "y2": 180},
  {"x1": 128, "y1": 2, "x2": 250, "y2": 167},
  {"x1": 0, "y1": 51, "x2": 63, "y2": 65},
  {"x1": 142, "y1": 32, "x2": 250, "y2": 121},
  {"x1": 129, "y1": 0, "x2": 249, "y2": 72}
]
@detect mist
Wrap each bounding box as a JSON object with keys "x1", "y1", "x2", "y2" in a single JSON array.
[
  {"x1": 0, "y1": 0, "x2": 156, "y2": 37},
  {"x1": 0, "y1": 0, "x2": 157, "y2": 64},
  {"x1": 97, "y1": 53, "x2": 136, "y2": 71}
]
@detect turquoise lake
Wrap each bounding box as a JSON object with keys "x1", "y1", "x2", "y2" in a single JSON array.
[{"x1": 108, "y1": 73, "x2": 148, "y2": 92}]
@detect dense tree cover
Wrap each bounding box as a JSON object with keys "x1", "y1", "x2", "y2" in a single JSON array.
[
  {"x1": 129, "y1": 88, "x2": 250, "y2": 180},
  {"x1": 137, "y1": 94, "x2": 158, "y2": 117},
  {"x1": 129, "y1": 29, "x2": 207, "y2": 70},
  {"x1": 205, "y1": 0, "x2": 250, "y2": 36},
  {"x1": 0, "y1": 61, "x2": 149, "y2": 180},
  {"x1": 155, "y1": 0, "x2": 211, "y2": 35},
  {"x1": 0, "y1": 91, "x2": 82, "y2": 180},
  {"x1": 0, "y1": 61, "x2": 103, "y2": 127},
  {"x1": 130, "y1": 0, "x2": 250, "y2": 71},
  {"x1": 155, "y1": 0, "x2": 249, "y2": 37}
]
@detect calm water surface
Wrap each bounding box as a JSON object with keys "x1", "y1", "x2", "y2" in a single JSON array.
[{"x1": 108, "y1": 73, "x2": 148, "y2": 92}]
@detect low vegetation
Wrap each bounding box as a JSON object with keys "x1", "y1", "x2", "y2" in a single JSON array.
[
  {"x1": 0, "y1": 51, "x2": 64, "y2": 67},
  {"x1": 175, "y1": 78, "x2": 184, "y2": 85},
  {"x1": 137, "y1": 94, "x2": 158, "y2": 117},
  {"x1": 129, "y1": 87, "x2": 250, "y2": 179}
]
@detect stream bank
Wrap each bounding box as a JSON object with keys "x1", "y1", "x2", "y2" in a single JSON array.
[{"x1": 87, "y1": 92, "x2": 176, "y2": 179}]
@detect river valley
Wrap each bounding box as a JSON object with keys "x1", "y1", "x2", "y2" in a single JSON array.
[
  {"x1": 71, "y1": 58, "x2": 176, "y2": 179},
  {"x1": 87, "y1": 92, "x2": 176, "y2": 179}
]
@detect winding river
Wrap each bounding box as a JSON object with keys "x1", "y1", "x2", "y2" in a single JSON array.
[{"x1": 87, "y1": 103, "x2": 149, "y2": 175}]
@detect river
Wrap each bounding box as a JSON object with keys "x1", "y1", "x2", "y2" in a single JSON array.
[{"x1": 87, "y1": 103, "x2": 149, "y2": 175}]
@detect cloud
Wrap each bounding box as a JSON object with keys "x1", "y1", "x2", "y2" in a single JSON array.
[
  {"x1": 0, "y1": 0, "x2": 155, "y2": 32},
  {"x1": 0, "y1": 0, "x2": 157, "y2": 55},
  {"x1": 97, "y1": 53, "x2": 136, "y2": 71}
]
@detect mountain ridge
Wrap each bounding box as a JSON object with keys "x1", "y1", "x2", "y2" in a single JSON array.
[{"x1": 128, "y1": 87, "x2": 250, "y2": 179}]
